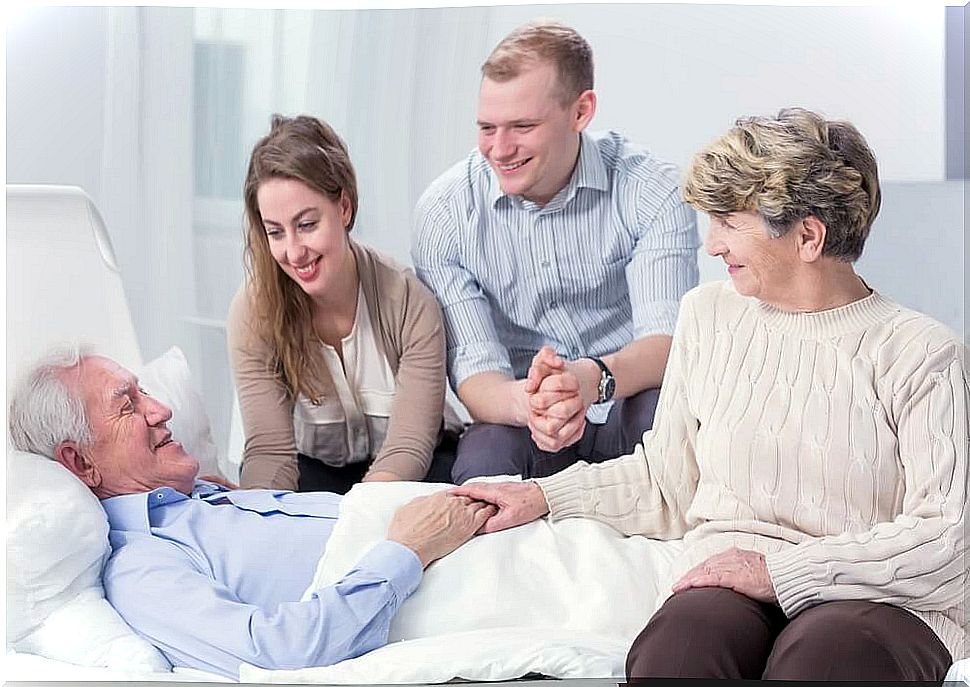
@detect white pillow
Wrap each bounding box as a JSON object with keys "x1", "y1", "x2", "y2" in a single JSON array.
[
  {"x1": 6, "y1": 346, "x2": 219, "y2": 671},
  {"x1": 5, "y1": 449, "x2": 170, "y2": 671},
  {"x1": 138, "y1": 346, "x2": 220, "y2": 477},
  {"x1": 13, "y1": 587, "x2": 172, "y2": 671},
  {"x1": 6, "y1": 450, "x2": 109, "y2": 643}
]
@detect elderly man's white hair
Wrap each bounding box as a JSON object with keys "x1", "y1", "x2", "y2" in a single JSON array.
[{"x1": 8, "y1": 345, "x2": 95, "y2": 458}]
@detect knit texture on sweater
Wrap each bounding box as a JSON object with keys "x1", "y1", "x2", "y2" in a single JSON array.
[{"x1": 536, "y1": 280, "x2": 968, "y2": 660}]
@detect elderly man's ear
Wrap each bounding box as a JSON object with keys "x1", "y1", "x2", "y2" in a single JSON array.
[{"x1": 55, "y1": 441, "x2": 102, "y2": 490}]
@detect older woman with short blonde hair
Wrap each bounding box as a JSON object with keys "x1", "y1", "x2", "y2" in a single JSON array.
[{"x1": 455, "y1": 108, "x2": 967, "y2": 680}]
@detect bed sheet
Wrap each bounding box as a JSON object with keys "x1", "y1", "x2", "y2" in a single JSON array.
[
  {"x1": 4, "y1": 649, "x2": 230, "y2": 682},
  {"x1": 9, "y1": 650, "x2": 969, "y2": 684},
  {"x1": 948, "y1": 659, "x2": 970, "y2": 684}
]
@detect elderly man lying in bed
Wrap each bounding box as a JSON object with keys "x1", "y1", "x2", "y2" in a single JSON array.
[{"x1": 8, "y1": 349, "x2": 496, "y2": 680}]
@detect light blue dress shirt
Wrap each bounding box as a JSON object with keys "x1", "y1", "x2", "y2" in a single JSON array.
[
  {"x1": 412, "y1": 130, "x2": 699, "y2": 422},
  {"x1": 101, "y1": 481, "x2": 422, "y2": 679}
]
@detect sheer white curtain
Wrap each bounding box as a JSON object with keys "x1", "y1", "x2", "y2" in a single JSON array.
[
  {"x1": 7, "y1": 5, "x2": 203, "y2": 443},
  {"x1": 179, "y1": 7, "x2": 494, "y2": 460},
  {"x1": 99, "y1": 7, "x2": 201, "y2": 421}
]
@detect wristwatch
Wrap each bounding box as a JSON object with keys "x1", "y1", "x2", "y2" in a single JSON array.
[{"x1": 584, "y1": 356, "x2": 616, "y2": 404}]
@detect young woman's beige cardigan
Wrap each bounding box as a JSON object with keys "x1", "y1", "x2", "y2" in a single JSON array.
[{"x1": 227, "y1": 240, "x2": 451, "y2": 490}]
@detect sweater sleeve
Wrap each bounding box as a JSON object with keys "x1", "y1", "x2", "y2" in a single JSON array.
[
  {"x1": 534, "y1": 292, "x2": 702, "y2": 538},
  {"x1": 766, "y1": 339, "x2": 969, "y2": 617},
  {"x1": 226, "y1": 286, "x2": 300, "y2": 491},
  {"x1": 367, "y1": 271, "x2": 448, "y2": 481}
]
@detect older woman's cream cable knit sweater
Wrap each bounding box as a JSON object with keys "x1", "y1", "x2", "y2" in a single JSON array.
[{"x1": 536, "y1": 280, "x2": 968, "y2": 660}]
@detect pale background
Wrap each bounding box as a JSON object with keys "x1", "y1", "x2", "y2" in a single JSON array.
[{"x1": 7, "y1": 2, "x2": 967, "y2": 458}]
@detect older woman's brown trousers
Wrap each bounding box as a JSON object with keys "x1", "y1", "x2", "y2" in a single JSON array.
[{"x1": 626, "y1": 587, "x2": 952, "y2": 682}]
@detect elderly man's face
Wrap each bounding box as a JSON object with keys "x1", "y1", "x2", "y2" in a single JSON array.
[{"x1": 62, "y1": 356, "x2": 199, "y2": 497}]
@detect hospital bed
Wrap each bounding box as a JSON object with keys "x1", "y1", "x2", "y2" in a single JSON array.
[{"x1": 5, "y1": 185, "x2": 969, "y2": 685}]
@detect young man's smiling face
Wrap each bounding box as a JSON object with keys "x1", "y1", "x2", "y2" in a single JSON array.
[
  {"x1": 58, "y1": 356, "x2": 199, "y2": 498},
  {"x1": 477, "y1": 59, "x2": 595, "y2": 207}
]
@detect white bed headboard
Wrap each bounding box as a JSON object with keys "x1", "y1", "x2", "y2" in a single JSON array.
[{"x1": 6, "y1": 185, "x2": 143, "y2": 389}]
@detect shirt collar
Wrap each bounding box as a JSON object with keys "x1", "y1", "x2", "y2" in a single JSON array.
[
  {"x1": 487, "y1": 130, "x2": 609, "y2": 209},
  {"x1": 570, "y1": 130, "x2": 610, "y2": 194},
  {"x1": 102, "y1": 481, "x2": 226, "y2": 533}
]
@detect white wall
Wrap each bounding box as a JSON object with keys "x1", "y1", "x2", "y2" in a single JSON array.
[
  {"x1": 7, "y1": 6, "x2": 200, "y2": 366},
  {"x1": 478, "y1": 4, "x2": 947, "y2": 182},
  {"x1": 6, "y1": 4, "x2": 965, "y2": 458},
  {"x1": 6, "y1": 7, "x2": 108, "y2": 205},
  {"x1": 7, "y1": 3, "x2": 955, "y2": 285}
]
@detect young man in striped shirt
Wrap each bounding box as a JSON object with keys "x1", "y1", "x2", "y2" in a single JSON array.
[{"x1": 412, "y1": 20, "x2": 699, "y2": 483}]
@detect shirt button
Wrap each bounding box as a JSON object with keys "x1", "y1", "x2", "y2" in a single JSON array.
[{"x1": 155, "y1": 493, "x2": 164, "y2": 500}]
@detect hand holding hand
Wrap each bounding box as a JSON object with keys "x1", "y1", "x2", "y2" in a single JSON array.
[
  {"x1": 387, "y1": 491, "x2": 497, "y2": 568},
  {"x1": 448, "y1": 481, "x2": 549, "y2": 534},
  {"x1": 671, "y1": 547, "x2": 777, "y2": 603},
  {"x1": 528, "y1": 371, "x2": 586, "y2": 452},
  {"x1": 525, "y1": 346, "x2": 566, "y2": 394},
  {"x1": 525, "y1": 347, "x2": 589, "y2": 452}
]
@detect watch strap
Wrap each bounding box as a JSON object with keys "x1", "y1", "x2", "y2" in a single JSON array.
[{"x1": 583, "y1": 356, "x2": 615, "y2": 404}]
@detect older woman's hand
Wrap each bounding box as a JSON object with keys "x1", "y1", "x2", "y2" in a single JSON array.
[
  {"x1": 672, "y1": 547, "x2": 777, "y2": 603},
  {"x1": 449, "y1": 481, "x2": 550, "y2": 534}
]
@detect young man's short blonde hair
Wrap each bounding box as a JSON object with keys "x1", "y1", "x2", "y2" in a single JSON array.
[
  {"x1": 684, "y1": 108, "x2": 881, "y2": 262},
  {"x1": 481, "y1": 20, "x2": 593, "y2": 107}
]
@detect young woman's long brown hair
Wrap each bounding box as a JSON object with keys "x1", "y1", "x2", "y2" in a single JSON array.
[{"x1": 242, "y1": 114, "x2": 359, "y2": 402}]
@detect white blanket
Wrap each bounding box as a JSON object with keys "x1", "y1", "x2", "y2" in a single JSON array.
[
  {"x1": 239, "y1": 482, "x2": 969, "y2": 684},
  {"x1": 12, "y1": 648, "x2": 970, "y2": 684},
  {"x1": 240, "y1": 481, "x2": 684, "y2": 683}
]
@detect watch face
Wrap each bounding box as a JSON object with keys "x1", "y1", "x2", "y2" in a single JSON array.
[{"x1": 603, "y1": 376, "x2": 616, "y2": 402}]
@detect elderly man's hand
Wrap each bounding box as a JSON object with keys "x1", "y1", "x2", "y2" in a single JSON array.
[
  {"x1": 671, "y1": 547, "x2": 777, "y2": 603},
  {"x1": 449, "y1": 481, "x2": 549, "y2": 534},
  {"x1": 387, "y1": 491, "x2": 496, "y2": 568},
  {"x1": 525, "y1": 347, "x2": 588, "y2": 452}
]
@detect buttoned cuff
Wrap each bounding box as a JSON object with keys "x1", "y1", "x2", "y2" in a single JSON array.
[
  {"x1": 585, "y1": 402, "x2": 611, "y2": 424},
  {"x1": 357, "y1": 540, "x2": 424, "y2": 600}
]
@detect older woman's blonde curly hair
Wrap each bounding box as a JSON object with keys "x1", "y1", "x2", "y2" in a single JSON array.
[{"x1": 684, "y1": 108, "x2": 881, "y2": 262}]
